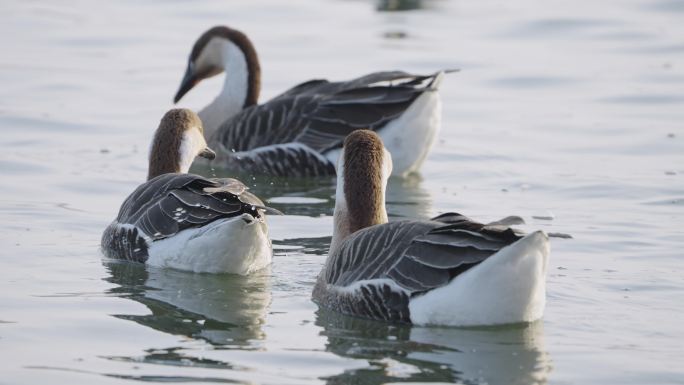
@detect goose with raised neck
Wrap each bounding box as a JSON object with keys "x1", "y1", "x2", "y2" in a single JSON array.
[
  {"x1": 314, "y1": 130, "x2": 551, "y2": 326},
  {"x1": 173, "y1": 25, "x2": 455, "y2": 178},
  {"x1": 101, "y1": 108, "x2": 276, "y2": 274},
  {"x1": 147, "y1": 108, "x2": 216, "y2": 180},
  {"x1": 174, "y1": 26, "x2": 260, "y2": 139}
]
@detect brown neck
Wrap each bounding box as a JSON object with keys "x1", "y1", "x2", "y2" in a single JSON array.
[
  {"x1": 196, "y1": 26, "x2": 260, "y2": 107},
  {"x1": 342, "y1": 131, "x2": 387, "y2": 234},
  {"x1": 230, "y1": 29, "x2": 261, "y2": 108},
  {"x1": 147, "y1": 137, "x2": 182, "y2": 181},
  {"x1": 146, "y1": 111, "x2": 188, "y2": 180}
]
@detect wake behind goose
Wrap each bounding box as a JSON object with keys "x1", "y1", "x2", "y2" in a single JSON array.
[
  {"x1": 313, "y1": 130, "x2": 550, "y2": 326},
  {"x1": 101, "y1": 109, "x2": 277, "y2": 274},
  {"x1": 174, "y1": 26, "x2": 454, "y2": 178}
]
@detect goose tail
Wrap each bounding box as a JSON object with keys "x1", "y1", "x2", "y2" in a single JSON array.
[
  {"x1": 427, "y1": 69, "x2": 458, "y2": 90},
  {"x1": 409, "y1": 231, "x2": 550, "y2": 326}
]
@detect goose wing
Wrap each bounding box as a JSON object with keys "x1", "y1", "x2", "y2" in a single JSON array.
[
  {"x1": 115, "y1": 173, "x2": 261, "y2": 240},
  {"x1": 225, "y1": 143, "x2": 336, "y2": 178},
  {"x1": 212, "y1": 71, "x2": 444, "y2": 155},
  {"x1": 314, "y1": 213, "x2": 522, "y2": 322},
  {"x1": 101, "y1": 174, "x2": 266, "y2": 262},
  {"x1": 270, "y1": 70, "x2": 437, "y2": 99}
]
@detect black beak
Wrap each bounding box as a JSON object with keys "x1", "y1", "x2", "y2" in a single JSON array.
[
  {"x1": 174, "y1": 63, "x2": 198, "y2": 103},
  {"x1": 199, "y1": 147, "x2": 216, "y2": 160}
]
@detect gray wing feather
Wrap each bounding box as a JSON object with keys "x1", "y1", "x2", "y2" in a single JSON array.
[
  {"x1": 221, "y1": 143, "x2": 336, "y2": 178},
  {"x1": 211, "y1": 71, "x2": 445, "y2": 161},
  {"x1": 101, "y1": 173, "x2": 262, "y2": 262},
  {"x1": 314, "y1": 213, "x2": 524, "y2": 322},
  {"x1": 312, "y1": 279, "x2": 411, "y2": 323}
]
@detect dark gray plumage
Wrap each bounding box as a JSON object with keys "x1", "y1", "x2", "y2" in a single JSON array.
[
  {"x1": 220, "y1": 143, "x2": 336, "y2": 178},
  {"x1": 313, "y1": 213, "x2": 523, "y2": 323},
  {"x1": 101, "y1": 173, "x2": 262, "y2": 263},
  {"x1": 211, "y1": 71, "x2": 444, "y2": 177}
]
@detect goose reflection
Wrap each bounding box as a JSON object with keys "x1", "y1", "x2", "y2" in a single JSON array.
[
  {"x1": 104, "y1": 261, "x2": 271, "y2": 348},
  {"x1": 386, "y1": 174, "x2": 433, "y2": 220},
  {"x1": 316, "y1": 309, "x2": 551, "y2": 385},
  {"x1": 376, "y1": 0, "x2": 425, "y2": 12}
]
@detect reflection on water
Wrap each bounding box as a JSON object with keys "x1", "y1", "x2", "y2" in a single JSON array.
[
  {"x1": 409, "y1": 323, "x2": 551, "y2": 385},
  {"x1": 192, "y1": 163, "x2": 337, "y2": 217},
  {"x1": 317, "y1": 308, "x2": 551, "y2": 384},
  {"x1": 274, "y1": 236, "x2": 331, "y2": 256},
  {"x1": 386, "y1": 174, "x2": 434, "y2": 220},
  {"x1": 193, "y1": 163, "x2": 435, "y2": 220},
  {"x1": 376, "y1": 0, "x2": 426, "y2": 12},
  {"x1": 104, "y1": 261, "x2": 271, "y2": 349}
]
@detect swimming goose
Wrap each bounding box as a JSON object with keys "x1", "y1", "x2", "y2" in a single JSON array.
[
  {"x1": 313, "y1": 130, "x2": 550, "y2": 326},
  {"x1": 101, "y1": 108, "x2": 275, "y2": 274},
  {"x1": 174, "y1": 25, "x2": 453, "y2": 178}
]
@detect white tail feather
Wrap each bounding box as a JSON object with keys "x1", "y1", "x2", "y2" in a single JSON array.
[{"x1": 409, "y1": 231, "x2": 550, "y2": 326}]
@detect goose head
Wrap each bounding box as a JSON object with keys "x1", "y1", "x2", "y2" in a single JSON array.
[
  {"x1": 147, "y1": 108, "x2": 216, "y2": 180},
  {"x1": 330, "y1": 130, "x2": 393, "y2": 253},
  {"x1": 173, "y1": 26, "x2": 261, "y2": 107}
]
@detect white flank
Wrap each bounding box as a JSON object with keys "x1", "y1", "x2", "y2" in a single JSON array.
[
  {"x1": 377, "y1": 87, "x2": 442, "y2": 177},
  {"x1": 197, "y1": 39, "x2": 249, "y2": 138},
  {"x1": 408, "y1": 231, "x2": 550, "y2": 326},
  {"x1": 146, "y1": 214, "x2": 272, "y2": 274}
]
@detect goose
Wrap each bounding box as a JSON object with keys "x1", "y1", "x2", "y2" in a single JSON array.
[
  {"x1": 101, "y1": 108, "x2": 276, "y2": 274},
  {"x1": 173, "y1": 25, "x2": 453, "y2": 178},
  {"x1": 312, "y1": 130, "x2": 550, "y2": 326}
]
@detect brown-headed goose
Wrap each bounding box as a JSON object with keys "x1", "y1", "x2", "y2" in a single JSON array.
[
  {"x1": 174, "y1": 25, "x2": 454, "y2": 178},
  {"x1": 101, "y1": 109, "x2": 277, "y2": 274},
  {"x1": 313, "y1": 130, "x2": 550, "y2": 326}
]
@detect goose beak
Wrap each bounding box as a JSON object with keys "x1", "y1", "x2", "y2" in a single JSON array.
[
  {"x1": 199, "y1": 146, "x2": 216, "y2": 160},
  {"x1": 174, "y1": 63, "x2": 198, "y2": 103}
]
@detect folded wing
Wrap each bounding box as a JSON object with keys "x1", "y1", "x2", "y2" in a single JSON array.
[
  {"x1": 314, "y1": 213, "x2": 524, "y2": 322},
  {"x1": 102, "y1": 174, "x2": 262, "y2": 262},
  {"x1": 211, "y1": 71, "x2": 444, "y2": 155}
]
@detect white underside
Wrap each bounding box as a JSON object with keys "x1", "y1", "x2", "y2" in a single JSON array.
[
  {"x1": 408, "y1": 231, "x2": 550, "y2": 326},
  {"x1": 380, "y1": 89, "x2": 441, "y2": 177},
  {"x1": 146, "y1": 213, "x2": 272, "y2": 274}
]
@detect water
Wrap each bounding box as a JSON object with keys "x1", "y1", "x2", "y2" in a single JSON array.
[{"x1": 1, "y1": 0, "x2": 683, "y2": 384}]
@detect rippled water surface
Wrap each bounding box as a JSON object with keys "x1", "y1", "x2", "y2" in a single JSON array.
[{"x1": 1, "y1": 0, "x2": 683, "y2": 384}]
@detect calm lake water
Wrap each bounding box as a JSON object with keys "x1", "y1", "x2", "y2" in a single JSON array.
[{"x1": 1, "y1": 0, "x2": 683, "y2": 384}]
